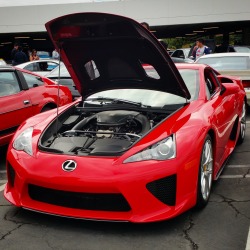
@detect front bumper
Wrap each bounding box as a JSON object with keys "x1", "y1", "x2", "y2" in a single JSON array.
[{"x1": 4, "y1": 149, "x2": 198, "y2": 223}]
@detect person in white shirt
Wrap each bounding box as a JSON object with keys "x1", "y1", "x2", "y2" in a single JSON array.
[
  {"x1": 52, "y1": 49, "x2": 60, "y2": 60},
  {"x1": 194, "y1": 38, "x2": 210, "y2": 61}
]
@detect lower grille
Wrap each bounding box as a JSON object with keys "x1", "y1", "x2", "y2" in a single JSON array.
[
  {"x1": 28, "y1": 184, "x2": 131, "y2": 212},
  {"x1": 146, "y1": 175, "x2": 176, "y2": 206}
]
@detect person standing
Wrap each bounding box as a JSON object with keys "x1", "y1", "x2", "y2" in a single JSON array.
[
  {"x1": 12, "y1": 46, "x2": 28, "y2": 65},
  {"x1": 29, "y1": 49, "x2": 39, "y2": 61},
  {"x1": 194, "y1": 38, "x2": 210, "y2": 61},
  {"x1": 11, "y1": 43, "x2": 19, "y2": 65},
  {"x1": 52, "y1": 48, "x2": 60, "y2": 60}
]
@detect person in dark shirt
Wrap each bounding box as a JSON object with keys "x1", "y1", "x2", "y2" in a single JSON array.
[
  {"x1": 12, "y1": 46, "x2": 28, "y2": 65},
  {"x1": 11, "y1": 43, "x2": 19, "y2": 64}
]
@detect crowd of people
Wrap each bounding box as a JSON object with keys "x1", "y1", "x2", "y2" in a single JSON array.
[
  {"x1": 9, "y1": 22, "x2": 210, "y2": 66},
  {"x1": 10, "y1": 44, "x2": 60, "y2": 66},
  {"x1": 140, "y1": 22, "x2": 210, "y2": 61}
]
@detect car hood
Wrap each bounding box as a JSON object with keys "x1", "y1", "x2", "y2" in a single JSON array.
[{"x1": 45, "y1": 13, "x2": 190, "y2": 99}]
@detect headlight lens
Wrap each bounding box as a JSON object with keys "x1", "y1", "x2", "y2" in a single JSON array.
[
  {"x1": 13, "y1": 127, "x2": 33, "y2": 156},
  {"x1": 124, "y1": 135, "x2": 176, "y2": 163}
]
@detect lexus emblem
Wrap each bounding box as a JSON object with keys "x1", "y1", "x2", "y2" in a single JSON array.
[{"x1": 62, "y1": 160, "x2": 77, "y2": 172}]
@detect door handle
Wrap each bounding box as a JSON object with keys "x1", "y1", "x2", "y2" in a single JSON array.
[{"x1": 23, "y1": 100, "x2": 30, "y2": 105}]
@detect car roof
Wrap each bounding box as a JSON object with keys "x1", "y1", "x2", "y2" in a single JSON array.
[
  {"x1": 198, "y1": 52, "x2": 250, "y2": 59},
  {"x1": 15, "y1": 59, "x2": 60, "y2": 69},
  {"x1": 0, "y1": 65, "x2": 15, "y2": 71}
]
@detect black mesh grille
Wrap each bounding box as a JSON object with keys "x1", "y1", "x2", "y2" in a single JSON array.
[
  {"x1": 7, "y1": 163, "x2": 15, "y2": 187},
  {"x1": 146, "y1": 175, "x2": 176, "y2": 206},
  {"x1": 28, "y1": 184, "x2": 131, "y2": 212}
]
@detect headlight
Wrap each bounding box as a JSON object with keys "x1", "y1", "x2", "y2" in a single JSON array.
[
  {"x1": 13, "y1": 127, "x2": 33, "y2": 156},
  {"x1": 124, "y1": 135, "x2": 176, "y2": 163}
]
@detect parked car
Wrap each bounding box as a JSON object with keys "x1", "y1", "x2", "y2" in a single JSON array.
[
  {"x1": 4, "y1": 13, "x2": 246, "y2": 223},
  {"x1": 0, "y1": 58, "x2": 7, "y2": 66},
  {"x1": 229, "y1": 45, "x2": 250, "y2": 53},
  {"x1": 16, "y1": 59, "x2": 59, "y2": 76},
  {"x1": 195, "y1": 53, "x2": 250, "y2": 107},
  {"x1": 215, "y1": 45, "x2": 250, "y2": 53},
  {"x1": 0, "y1": 65, "x2": 72, "y2": 146},
  {"x1": 45, "y1": 62, "x2": 81, "y2": 99},
  {"x1": 171, "y1": 48, "x2": 193, "y2": 63},
  {"x1": 37, "y1": 51, "x2": 50, "y2": 59}
]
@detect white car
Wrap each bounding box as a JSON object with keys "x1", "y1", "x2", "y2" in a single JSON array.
[
  {"x1": 0, "y1": 58, "x2": 7, "y2": 66},
  {"x1": 196, "y1": 53, "x2": 250, "y2": 107},
  {"x1": 16, "y1": 59, "x2": 59, "y2": 76}
]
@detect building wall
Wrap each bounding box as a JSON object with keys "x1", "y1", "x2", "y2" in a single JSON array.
[{"x1": 0, "y1": 0, "x2": 250, "y2": 33}]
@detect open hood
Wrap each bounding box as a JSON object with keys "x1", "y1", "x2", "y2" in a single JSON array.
[{"x1": 45, "y1": 13, "x2": 191, "y2": 99}]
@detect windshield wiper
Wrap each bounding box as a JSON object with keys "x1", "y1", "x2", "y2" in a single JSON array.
[{"x1": 85, "y1": 97, "x2": 150, "y2": 108}]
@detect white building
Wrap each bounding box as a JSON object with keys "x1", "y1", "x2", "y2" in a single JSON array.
[{"x1": 0, "y1": 0, "x2": 250, "y2": 59}]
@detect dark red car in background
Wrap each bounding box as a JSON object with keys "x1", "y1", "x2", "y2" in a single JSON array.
[{"x1": 0, "y1": 66, "x2": 72, "y2": 146}]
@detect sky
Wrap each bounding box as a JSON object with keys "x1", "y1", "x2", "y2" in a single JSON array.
[{"x1": 0, "y1": 0, "x2": 121, "y2": 7}]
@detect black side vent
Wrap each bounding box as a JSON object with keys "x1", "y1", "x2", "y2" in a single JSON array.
[
  {"x1": 146, "y1": 175, "x2": 176, "y2": 206},
  {"x1": 7, "y1": 163, "x2": 16, "y2": 187}
]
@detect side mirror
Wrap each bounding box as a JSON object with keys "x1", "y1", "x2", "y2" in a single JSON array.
[{"x1": 220, "y1": 82, "x2": 240, "y2": 96}]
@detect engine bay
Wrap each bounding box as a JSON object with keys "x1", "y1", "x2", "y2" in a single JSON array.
[{"x1": 39, "y1": 105, "x2": 171, "y2": 156}]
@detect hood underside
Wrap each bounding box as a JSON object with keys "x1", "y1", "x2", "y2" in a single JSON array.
[{"x1": 45, "y1": 12, "x2": 191, "y2": 99}]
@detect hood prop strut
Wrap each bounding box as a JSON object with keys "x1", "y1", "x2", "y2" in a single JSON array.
[{"x1": 55, "y1": 46, "x2": 62, "y2": 137}]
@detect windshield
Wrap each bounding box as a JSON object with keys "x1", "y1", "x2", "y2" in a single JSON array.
[
  {"x1": 197, "y1": 56, "x2": 250, "y2": 70},
  {"x1": 46, "y1": 63, "x2": 70, "y2": 77},
  {"x1": 87, "y1": 69, "x2": 199, "y2": 107},
  {"x1": 234, "y1": 46, "x2": 250, "y2": 53}
]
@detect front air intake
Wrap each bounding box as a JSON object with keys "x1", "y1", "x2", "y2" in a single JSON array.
[
  {"x1": 146, "y1": 174, "x2": 176, "y2": 206},
  {"x1": 28, "y1": 184, "x2": 131, "y2": 212}
]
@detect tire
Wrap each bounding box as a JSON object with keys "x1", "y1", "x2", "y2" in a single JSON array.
[
  {"x1": 237, "y1": 101, "x2": 246, "y2": 145},
  {"x1": 196, "y1": 134, "x2": 213, "y2": 208}
]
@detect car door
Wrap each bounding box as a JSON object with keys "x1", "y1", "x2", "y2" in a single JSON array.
[
  {"x1": 204, "y1": 68, "x2": 238, "y2": 171},
  {"x1": 21, "y1": 71, "x2": 48, "y2": 109},
  {"x1": 171, "y1": 50, "x2": 184, "y2": 63},
  {"x1": 0, "y1": 70, "x2": 33, "y2": 145}
]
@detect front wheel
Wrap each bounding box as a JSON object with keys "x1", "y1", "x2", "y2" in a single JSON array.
[
  {"x1": 237, "y1": 101, "x2": 247, "y2": 145},
  {"x1": 196, "y1": 135, "x2": 213, "y2": 208}
]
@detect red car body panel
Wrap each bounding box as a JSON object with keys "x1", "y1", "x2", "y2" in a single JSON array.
[
  {"x1": 4, "y1": 63, "x2": 246, "y2": 222},
  {"x1": 0, "y1": 67, "x2": 72, "y2": 146}
]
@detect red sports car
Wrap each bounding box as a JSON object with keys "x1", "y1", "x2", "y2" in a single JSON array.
[
  {"x1": 4, "y1": 13, "x2": 246, "y2": 222},
  {"x1": 0, "y1": 66, "x2": 72, "y2": 146}
]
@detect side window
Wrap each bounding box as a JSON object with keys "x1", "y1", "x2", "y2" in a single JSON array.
[
  {"x1": 204, "y1": 69, "x2": 219, "y2": 98},
  {"x1": 47, "y1": 62, "x2": 58, "y2": 71},
  {"x1": 0, "y1": 71, "x2": 20, "y2": 97},
  {"x1": 22, "y1": 72, "x2": 44, "y2": 88},
  {"x1": 38, "y1": 61, "x2": 57, "y2": 72},
  {"x1": 178, "y1": 50, "x2": 184, "y2": 58},
  {"x1": 171, "y1": 50, "x2": 178, "y2": 58},
  {"x1": 24, "y1": 62, "x2": 40, "y2": 72}
]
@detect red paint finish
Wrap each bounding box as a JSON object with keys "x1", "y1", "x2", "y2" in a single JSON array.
[{"x1": 0, "y1": 67, "x2": 72, "y2": 146}]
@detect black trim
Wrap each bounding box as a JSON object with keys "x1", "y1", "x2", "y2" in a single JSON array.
[
  {"x1": 146, "y1": 175, "x2": 177, "y2": 206},
  {"x1": 28, "y1": 184, "x2": 131, "y2": 212},
  {"x1": 0, "y1": 125, "x2": 19, "y2": 137}
]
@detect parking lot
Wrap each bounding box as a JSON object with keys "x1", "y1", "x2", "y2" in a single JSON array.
[{"x1": 0, "y1": 114, "x2": 249, "y2": 250}]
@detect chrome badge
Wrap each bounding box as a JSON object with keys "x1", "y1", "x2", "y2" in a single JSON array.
[{"x1": 62, "y1": 160, "x2": 77, "y2": 172}]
